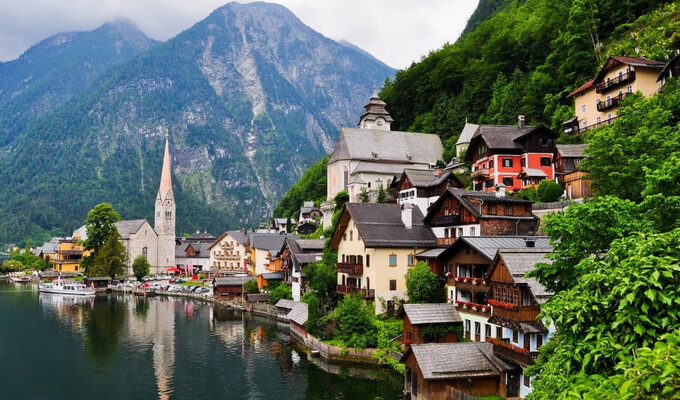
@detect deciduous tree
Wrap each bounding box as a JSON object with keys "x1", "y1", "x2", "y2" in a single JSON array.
[
  {"x1": 132, "y1": 255, "x2": 150, "y2": 282},
  {"x1": 405, "y1": 262, "x2": 446, "y2": 303}
]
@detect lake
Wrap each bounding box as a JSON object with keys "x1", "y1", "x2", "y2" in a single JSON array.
[{"x1": 0, "y1": 281, "x2": 402, "y2": 399}]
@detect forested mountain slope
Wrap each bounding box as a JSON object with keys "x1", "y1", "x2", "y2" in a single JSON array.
[{"x1": 0, "y1": 2, "x2": 394, "y2": 245}]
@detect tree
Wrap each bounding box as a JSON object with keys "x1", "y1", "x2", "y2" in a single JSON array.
[
  {"x1": 1, "y1": 260, "x2": 23, "y2": 272},
  {"x1": 132, "y1": 255, "x2": 150, "y2": 282},
  {"x1": 302, "y1": 292, "x2": 320, "y2": 335},
  {"x1": 244, "y1": 280, "x2": 259, "y2": 294},
  {"x1": 335, "y1": 294, "x2": 377, "y2": 348},
  {"x1": 405, "y1": 262, "x2": 446, "y2": 303},
  {"x1": 303, "y1": 259, "x2": 338, "y2": 311},
  {"x1": 377, "y1": 184, "x2": 386, "y2": 203},
  {"x1": 90, "y1": 230, "x2": 127, "y2": 278},
  {"x1": 359, "y1": 187, "x2": 370, "y2": 203},
  {"x1": 83, "y1": 203, "x2": 122, "y2": 254},
  {"x1": 537, "y1": 179, "x2": 563, "y2": 202},
  {"x1": 527, "y1": 228, "x2": 680, "y2": 399},
  {"x1": 529, "y1": 196, "x2": 645, "y2": 293},
  {"x1": 268, "y1": 281, "x2": 292, "y2": 305}
]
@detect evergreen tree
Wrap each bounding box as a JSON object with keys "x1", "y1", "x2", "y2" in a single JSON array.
[{"x1": 91, "y1": 230, "x2": 127, "y2": 278}]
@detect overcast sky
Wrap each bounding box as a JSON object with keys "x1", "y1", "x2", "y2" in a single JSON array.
[{"x1": 0, "y1": 0, "x2": 478, "y2": 70}]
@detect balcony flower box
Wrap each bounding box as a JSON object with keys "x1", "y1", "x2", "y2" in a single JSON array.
[
  {"x1": 454, "y1": 276, "x2": 459, "y2": 282},
  {"x1": 487, "y1": 337, "x2": 530, "y2": 354},
  {"x1": 446, "y1": 272, "x2": 453, "y2": 278},
  {"x1": 487, "y1": 298, "x2": 516, "y2": 310}
]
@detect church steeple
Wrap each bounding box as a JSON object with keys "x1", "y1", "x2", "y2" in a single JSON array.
[
  {"x1": 357, "y1": 88, "x2": 394, "y2": 130},
  {"x1": 155, "y1": 131, "x2": 176, "y2": 270}
]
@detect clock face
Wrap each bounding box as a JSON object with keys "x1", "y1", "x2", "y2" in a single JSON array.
[
  {"x1": 166, "y1": 200, "x2": 172, "y2": 206},
  {"x1": 376, "y1": 119, "x2": 384, "y2": 126}
]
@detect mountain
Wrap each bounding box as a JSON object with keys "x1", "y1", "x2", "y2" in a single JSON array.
[
  {"x1": 0, "y1": 20, "x2": 158, "y2": 146},
  {"x1": 0, "y1": 2, "x2": 395, "y2": 245}
]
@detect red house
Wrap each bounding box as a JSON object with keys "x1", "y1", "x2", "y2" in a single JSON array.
[{"x1": 465, "y1": 117, "x2": 558, "y2": 192}]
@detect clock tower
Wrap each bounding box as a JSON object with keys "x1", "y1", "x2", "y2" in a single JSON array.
[
  {"x1": 357, "y1": 85, "x2": 394, "y2": 131},
  {"x1": 155, "y1": 132, "x2": 176, "y2": 273}
]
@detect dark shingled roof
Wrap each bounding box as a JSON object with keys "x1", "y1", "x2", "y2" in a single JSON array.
[
  {"x1": 214, "y1": 276, "x2": 255, "y2": 286},
  {"x1": 401, "y1": 303, "x2": 462, "y2": 324},
  {"x1": 331, "y1": 203, "x2": 437, "y2": 249},
  {"x1": 250, "y1": 233, "x2": 298, "y2": 255},
  {"x1": 437, "y1": 236, "x2": 551, "y2": 263},
  {"x1": 402, "y1": 168, "x2": 456, "y2": 189},
  {"x1": 402, "y1": 343, "x2": 515, "y2": 380},
  {"x1": 275, "y1": 299, "x2": 298, "y2": 310},
  {"x1": 595, "y1": 56, "x2": 664, "y2": 83},
  {"x1": 288, "y1": 302, "x2": 308, "y2": 326},
  {"x1": 472, "y1": 125, "x2": 538, "y2": 151},
  {"x1": 494, "y1": 248, "x2": 553, "y2": 303},
  {"x1": 247, "y1": 293, "x2": 269, "y2": 302},
  {"x1": 556, "y1": 144, "x2": 587, "y2": 158},
  {"x1": 425, "y1": 188, "x2": 536, "y2": 223}
]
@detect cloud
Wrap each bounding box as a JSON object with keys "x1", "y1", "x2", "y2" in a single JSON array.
[{"x1": 0, "y1": 0, "x2": 478, "y2": 69}]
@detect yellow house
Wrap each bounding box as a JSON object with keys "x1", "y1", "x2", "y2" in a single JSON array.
[
  {"x1": 330, "y1": 203, "x2": 438, "y2": 314},
  {"x1": 565, "y1": 56, "x2": 664, "y2": 134},
  {"x1": 53, "y1": 237, "x2": 90, "y2": 273}
]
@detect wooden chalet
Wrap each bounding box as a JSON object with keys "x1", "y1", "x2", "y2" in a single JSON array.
[
  {"x1": 486, "y1": 248, "x2": 553, "y2": 395},
  {"x1": 398, "y1": 303, "x2": 462, "y2": 346},
  {"x1": 288, "y1": 302, "x2": 308, "y2": 341},
  {"x1": 392, "y1": 168, "x2": 463, "y2": 216},
  {"x1": 212, "y1": 276, "x2": 255, "y2": 301},
  {"x1": 554, "y1": 144, "x2": 592, "y2": 200},
  {"x1": 424, "y1": 188, "x2": 539, "y2": 246},
  {"x1": 275, "y1": 299, "x2": 298, "y2": 320},
  {"x1": 401, "y1": 343, "x2": 519, "y2": 400}
]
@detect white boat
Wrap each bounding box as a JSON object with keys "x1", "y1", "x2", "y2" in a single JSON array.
[
  {"x1": 9, "y1": 273, "x2": 32, "y2": 283},
  {"x1": 39, "y1": 278, "x2": 95, "y2": 296}
]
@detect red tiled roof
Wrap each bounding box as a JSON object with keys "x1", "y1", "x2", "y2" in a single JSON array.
[{"x1": 567, "y1": 79, "x2": 594, "y2": 98}]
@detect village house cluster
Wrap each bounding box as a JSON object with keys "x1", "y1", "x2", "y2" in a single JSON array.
[{"x1": 28, "y1": 53, "x2": 680, "y2": 400}]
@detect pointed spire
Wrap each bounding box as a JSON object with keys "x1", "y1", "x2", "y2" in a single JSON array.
[{"x1": 159, "y1": 129, "x2": 172, "y2": 198}]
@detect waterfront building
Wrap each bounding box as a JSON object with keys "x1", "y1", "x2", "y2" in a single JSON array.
[
  {"x1": 207, "y1": 230, "x2": 249, "y2": 275},
  {"x1": 398, "y1": 303, "x2": 462, "y2": 346}
]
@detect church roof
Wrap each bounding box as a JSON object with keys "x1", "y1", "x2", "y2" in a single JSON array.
[
  {"x1": 157, "y1": 136, "x2": 173, "y2": 201},
  {"x1": 328, "y1": 127, "x2": 443, "y2": 165},
  {"x1": 455, "y1": 122, "x2": 480, "y2": 146},
  {"x1": 115, "y1": 220, "x2": 150, "y2": 239},
  {"x1": 358, "y1": 95, "x2": 394, "y2": 125}
]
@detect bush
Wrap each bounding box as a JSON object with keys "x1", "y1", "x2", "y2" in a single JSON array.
[
  {"x1": 244, "y1": 280, "x2": 259, "y2": 294},
  {"x1": 516, "y1": 187, "x2": 538, "y2": 202},
  {"x1": 268, "y1": 282, "x2": 292, "y2": 305},
  {"x1": 537, "y1": 179, "x2": 563, "y2": 202}
]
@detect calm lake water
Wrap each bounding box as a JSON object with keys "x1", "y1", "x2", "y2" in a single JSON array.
[{"x1": 0, "y1": 281, "x2": 402, "y2": 400}]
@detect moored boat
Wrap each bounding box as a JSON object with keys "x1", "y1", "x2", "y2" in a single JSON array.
[
  {"x1": 39, "y1": 278, "x2": 95, "y2": 296},
  {"x1": 9, "y1": 273, "x2": 32, "y2": 283}
]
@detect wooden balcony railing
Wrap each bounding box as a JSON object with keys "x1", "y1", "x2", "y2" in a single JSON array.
[
  {"x1": 597, "y1": 93, "x2": 629, "y2": 111},
  {"x1": 491, "y1": 342, "x2": 539, "y2": 367},
  {"x1": 432, "y1": 214, "x2": 461, "y2": 227},
  {"x1": 447, "y1": 275, "x2": 489, "y2": 289},
  {"x1": 337, "y1": 285, "x2": 375, "y2": 299},
  {"x1": 337, "y1": 262, "x2": 363, "y2": 275},
  {"x1": 471, "y1": 168, "x2": 490, "y2": 180},
  {"x1": 214, "y1": 254, "x2": 241, "y2": 261},
  {"x1": 454, "y1": 301, "x2": 491, "y2": 316},
  {"x1": 595, "y1": 70, "x2": 635, "y2": 93},
  {"x1": 491, "y1": 303, "x2": 541, "y2": 322},
  {"x1": 437, "y1": 237, "x2": 456, "y2": 246}
]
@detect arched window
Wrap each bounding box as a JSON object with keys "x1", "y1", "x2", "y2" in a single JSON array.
[{"x1": 142, "y1": 247, "x2": 148, "y2": 258}]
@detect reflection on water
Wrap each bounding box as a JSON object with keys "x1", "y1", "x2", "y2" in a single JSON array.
[{"x1": 1, "y1": 282, "x2": 401, "y2": 399}]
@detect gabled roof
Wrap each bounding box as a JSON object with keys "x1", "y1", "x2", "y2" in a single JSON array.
[
  {"x1": 465, "y1": 124, "x2": 557, "y2": 162},
  {"x1": 567, "y1": 79, "x2": 594, "y2": 98},
  {"x1": 351, "y1": 161, "x2": 423, "y2": 176},
  {"x1": 250, "y1": 233, "x2": 297, "y2": 255},
  {"x1": 518, "y1": 168, "x2": 548, "y2": 178},
  {"x1": 437, "y1": 236, "x2": 551, "y2": 262},
  {"x1": 455, "y1": 122, "x2": 480, "y2": 146},
  {"x1": 115, "y1": 220, "x2": 151, "y2": 239},
  {"x1": 556, "y1": 144, "x2": 587, "y2": 158},
  {"x1": 594, "y1": 56, "x2": 664, "y2": 83},
  {"x1": 328, "y1": 127, "x2": 443, "y2": 165},
  {"x1": 658, "y1": 53, "x2": 680, "y2": 82},
  {"x1": 490, "y1": 248, "x2": 553, "y2": 303},
  {"x1": 401, "y1": 343, "x2": 515, "y2": 380},
  {"x1": 330, "y1": 203, "x2": 437, "y2": 249},
  {"x1": 275, "y1": 299, "x2": 298, "y2": 310},
  {"x1": 400, "y1": 303, "x2": 462, "y2": 324},
  {"x1": 424, "y1": 188, "x2": 535, "y2": 223},
  {"x1": 401, "y1": 168, "x2": 461, "y2": 189},
  {"x1": 288, "y1": 302, "x2": 308, "y2": 326}
]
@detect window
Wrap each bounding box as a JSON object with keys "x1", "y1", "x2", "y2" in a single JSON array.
[
  {"x1": 474, "y1": 182, "x2": 483, "y2": 191},
  {"x1": 485, "y1": 178, "x2": 494, "y2": 188},
  {"x1": 485, "y1": 324, "x2": 492, "y2": 339},
  {"x1": 504, "y1": 205, "x2": 512, "y2": 216},
  {"x1": 366, "y1": 255, "x2": 370, "y2": 267},
  {"x1": 522, "y1": 291, "x2": 532, "y2": 306},
  {"x1": 465, "y1": 320, "x2": 471, "y2": 333},
  {"x1": 524, "y1": 375, "x2": 531, "y2": 388},
  {"x1": 488, "y1": 160, "x2": 494, "y2": 169},
  {"x1": 407, "y1": 254, "x2": 415, "y2": 266},
  {"x1": 521, "y1": 158, "x2": 526, "y2": 167},
  {"x1": 502, "y1": 158, "x2": 513, "y2": 168},
  {"x1": 596, "y1": 116, "x2": 602, "y2": 124},
  {"x1": 478, "y1": 145, "x2": 488, "y2": 155},
  {"x1": 142, "y1": 247, "x2": 147, "y2": 258},
  {"x1": 458, "y1": 228, "x2": 464, "y2": 237},
  {"x1": 503, "y1": 176, "x2": 513, "y2": 187},
  {"x1": 474, "y1": 321, "x2": 481, "y2": 336},
  {"x1": 627, "y1": 85, "x2": 633, "y2": 93},
  {"x1": 540, "y1": 157, "x2": 551, "y2": 166},
  {"x1": 389, "y1": 280, "x2": 397, "y2": 290},
  {"x1": 513, "y1": 330, "x2": 519, "y2": 343},
  {"x1": 470, "y1": 227, "x2": 476, "y2": 236},
  {"x1": 607, "y1": 113, "x2": 613, "y2": 120},
  {"x1": 389, "y1": 254, "x2": 397, "y2": 266},
  {"x1": 582, "y1": 120, "x2": 587, "y2": 128},
  {"x1": 488, "y1": 204, "x2": 495, "y2": 214},
  {"x1": 513, "y1": 289, "x2": 519, "y2": 305},
  {"x1": 581, "y1": 104, "x2": 586, "y2": 113},
  {"x1": 343, "y1": 234, "x2": 347, "y2": 241},
  {"x1": 349, "y1": 230, "x2": 353, "y2": 241}
]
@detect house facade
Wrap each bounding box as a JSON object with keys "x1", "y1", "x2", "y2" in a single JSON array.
[
  {"x1": 566, "y1": 56, "x2": 665, "y2": 133},
  {"x1": 115, "y1": 219, "x2": 159, "y2": 276},
  {"x1": 393, "y1": 168, "x2": 463, "y2": 216},
  {"x1": 208, "y1": 230, "x2": 249, "y2": 274},
  {"x1": 554, "y1": 144, "x2": 592, "y2": 199},
  {"x1": 53, "y1": 237, "x2": 89, "y2": 273},
  {"x1": 330, "y1": 203, "x2": 437, "y2": 314},
  {"x1": 486, "y1": 247, "x2": 554, "y2": 397},
  {"x1": 281, "y1": 237, "x2": 324, "y2": 301},
  {"x1": 399, "y1": 303, "x2": 463, "y2": 346},
  {"x1": 424, "y1": 188, "x2": 539, "y2": 247},
  {"x1": 465, "y1": 118, "x2": 558, "y2": 192}
]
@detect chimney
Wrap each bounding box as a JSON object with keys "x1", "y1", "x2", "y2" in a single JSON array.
[
  {"x1": 495, "y1": 183, "x2": 506, "y2": 197},
  {"x1": 401, "y1": 203, "x2": 413, "y2": 229},
  {"x1": 518, "y1": 115, "x2": 525, "y2": 129},
  {"x1": 524, "y1": 237, "x2": 536, "y2": 248}
]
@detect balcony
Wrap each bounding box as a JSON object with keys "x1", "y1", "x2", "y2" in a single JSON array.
[
  {"x1": 432, "y1": 214, "x2": 461, "y2": 227},
  {"x1": 437, "y1": 237, "x2": 456, "y2": 246},
  {"x1": 337, "y1": 285, "x2": 375, "y2": 299},
  {"x1": 491, "y1": 303, "x2": 540, "y2": 322},
  {"x1": 59, "y1": 249, "x2": 83, "y2": 256},
  {"x1": 491, "y1": 341, "x2": 539, "y2": 367},
  {"x1": 454, "y1": 301, "x2": 491, "y2": 317},
  {"x1": 337, "y1": 262, "x2": 363, "y2": 275},
  {"x1": 214, "y1": 254, "x2": 241, "y2": 261},
  {"x1": 596, "y1": 92, "x2": 629, "y2": 111},
  {"x1": 470, "y1": 168, "x2": 490, "y2": 180},
  {"x1": 595, "y1": 70, "x2": 635, "y2": 93},
  {"x1": 220, "y1": 243, "x2": 234, "y2": 250},
  {"x1": 447, "y1": 275, "x2": 489, "y2": 290}
]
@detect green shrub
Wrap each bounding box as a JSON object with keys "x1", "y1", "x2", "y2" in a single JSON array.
[{"x1": 537, "y1": 179, "x2": 563, "y2": 202}]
